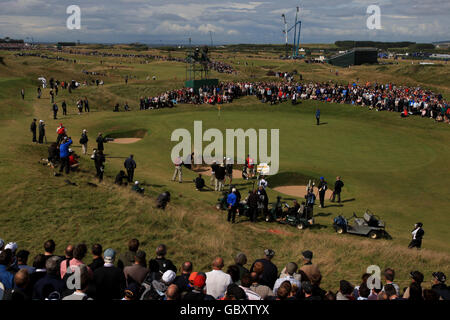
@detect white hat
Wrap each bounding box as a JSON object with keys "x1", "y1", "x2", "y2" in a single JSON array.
[
  {"x1": 68, "y1": 148, "x2": 73, "y2": 153},
  {"x1": 135, "y1": 181, "x2": 139, "y2": 185},
  {"x1": 232, "y1": 188, "x2": 236, "y2": 192},
  {"x1": 227, "y1": 158, "x2": 231, "y2": 161},
  {"x1": 162, "y1": 270, "x2": 176, "y2": 284},
  {"x1": 5, "y1": 242, "x2": 18, "y2": 253}
]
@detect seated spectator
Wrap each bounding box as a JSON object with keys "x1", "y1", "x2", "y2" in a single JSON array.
[
  {"x1": 33, "y1": 256, "x2": 66, "y2": 300},
  {"x1": 156, "y1": 191, "x2": 171, "y2": 209},
  {"x1": 122, "y1": 282, "x2": 142, "y2": 301},
  {"x1": 68, "y1": 149, "x2": 79, "y2": 171},
  {"x1": 195, "y1": 174, "x2": 205, "y2": 191},
  {"x1": 384, "y1": 283, "x2": 403, "y2": 300},
  {"x1": 124, "y1": 250, "x2": 149, "y2": 286},
  {"x1": 205, "y1": 257, "x2": 233, "y2": 299},
  {"x1": 16, "y1": 250, "x2": 35, "y2": 274},
  {"x1": 0, "y1": 249, "x2": 14, "y2": 290},
  {"x1": 62, "y1": 265, "x2": 93, "y2": 300},
  {"x1": 223, "y1": 283, "x2": 248, "y2": 300},
  {"x1": 148, "y1": 244, "x2": 177, "y2": 281},
  {"x1": 357, "y1": 283, "x2": 370, "y2": 300},
  {"x1": 43, "y1": 239, "x2": 56, "y2": 263},
  {"x1": 182, "y1": 273, "x2": 215, "y2": 301},
  {"x1": 61, "y1": 243, "x2": 92, "y2": 280},
  {"x1": 132, "y1": 181, "x2": 144, "y2": 194},
  {"x1": 165, "y1": 284, "x2": 179, "y2": 300},
  {"x1": 382, "y1": 268, "x2": 400, "y2": 296},
  {"x1": 423, "y1": 289, "x2": 440, "y2": 301},
  {"x1": 141, "y1": 270, "x2": 176, "y2": 300},
  {"x1": 250, "y1": 249, "x2": 278, "y2": 290},
  {"x1": 302, "y1": 281, "x2": 321, "y2": 301},
  {"x1": 115, "y1": 170, "x2": 128, "y2": 185},
  {"x1": 273, "y1": 262, "x2": 300, "y2": 295},
  {"x1": 118, "y1": 239, "x2": 140, "y2": 270},
  {"x1": 234, "y1": 253, "x2": 249, "y2": 282},
  {"x1": 336, "y1": 280, "x2": 355, "y2": 300},
  {"x1": 403, "y1": 271, "x2": 424, "y2": 299},
  {"x1": 174, "y1": 261, "x2": 193, "y2": 294},
  {"x1": 299, "y1": 250, "x2": 321, "y2": 283},
  {"x1": 226, "y1": 265, "x2": 240, "y2": 284},
  {"x1": 239, "y1": 272, "x2": 262, "y2": 300},
  {"x1": 4, "y1": 269, "x2": 31, "y2": 301},
  {"x1": 93, "y1": 248, "x2": 126, "y2": 300},
  {"x1": 249, "y1": 268, "x2": 274, "y2": 300},
  {"x1": 88, "y1": 244, "x2": 104, "y2": 272},
  {"x1": 431, "y1": 272, "x2": 449, "y2": 300}
]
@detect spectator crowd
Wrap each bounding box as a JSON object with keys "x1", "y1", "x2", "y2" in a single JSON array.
[{"x1": 0, "y1": 239, "x2": 448, "y2": 301}]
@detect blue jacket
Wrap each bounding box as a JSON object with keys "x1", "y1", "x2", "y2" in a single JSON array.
[
  {"x1": 59, "y1": 139, "x2": 72, "y2": 158},
  {"x1": 227, "y1": 193, "x2": 237, "y2": 207},
  {"x1": 315, "y1": 109, "x2": 321, "y2": 118},
  {"x1": 0, "y1": 265, "x2": 14, "y2": 290}
]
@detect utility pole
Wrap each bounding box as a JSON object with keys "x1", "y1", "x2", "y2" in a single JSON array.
[
  {"x1": 281, "y1": 14, "x2": 288, "y2": 58},
  {"x1": 209, "y1": 31, "x2": 213, "y2": 47}
]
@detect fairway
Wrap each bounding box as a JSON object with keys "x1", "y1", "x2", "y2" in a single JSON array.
[{"x1": 0, "y1": 47, "x2": 449, "y2": 291}]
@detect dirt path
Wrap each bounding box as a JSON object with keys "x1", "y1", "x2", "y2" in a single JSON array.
[
  {"x1": 274, "y1": 185, "x2": 334, "y2": 199},
  {"x1": 110, "y1": 138, "x2": 142, "y2": 144}
]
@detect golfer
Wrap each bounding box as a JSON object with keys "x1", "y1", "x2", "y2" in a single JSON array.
[{"x1": 172, "y1": 156, "x2": 183, "y2": 183}]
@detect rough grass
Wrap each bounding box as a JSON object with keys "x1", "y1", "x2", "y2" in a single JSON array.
[{"x1": 0, "y1": 47, "x2": 449, "y2": 291}]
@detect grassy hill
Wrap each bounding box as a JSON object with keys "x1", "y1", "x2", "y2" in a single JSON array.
[{"x1": 0, "y1": 47, "x2": 449, "y2": 290}]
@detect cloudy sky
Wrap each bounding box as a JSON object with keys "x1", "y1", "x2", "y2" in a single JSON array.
[{"x1": 0, "y1": 0, "x2": 449, "y2": 44}]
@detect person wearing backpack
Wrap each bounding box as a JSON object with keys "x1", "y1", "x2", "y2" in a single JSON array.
[
  {"x1": 148, "y1": 244, "x2": 176, "y2": 281},
  {"x1": 79, "y1": 129, "x2": 88, "y2": 155}
]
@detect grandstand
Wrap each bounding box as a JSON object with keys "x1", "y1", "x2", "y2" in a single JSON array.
[{"x1": 327, "y1": 47, "x2": 378, "y2": 67}]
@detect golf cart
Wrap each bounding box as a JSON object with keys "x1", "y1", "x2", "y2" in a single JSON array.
[
  {"x1": 279, "y1": 202, "x2": 314, "y2": 230},
  {"x1": 333, "y1": 210, "x2": 387, "y2": 239}
]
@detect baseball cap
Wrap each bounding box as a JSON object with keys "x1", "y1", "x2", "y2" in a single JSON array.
[
  {"x1": 124, "y1": 282, "x2": 141, "y2": 299},
  {"x1": 5, "y1": 242, "x2": 18, "y2": 253},
  {"x1": 194, "y1": 274, "x2": 206, "y2": 288},
  {"x1": 135, "y1": 181, "x2": 139, "y2": 185},
  {"x1": 432, "y1": 272, "x2": 446, "y2": 283},
  {"x1": 103, "y1": 248, "x2": 116, "y2": 263},
  {"x1": 410, "y1": 271, "x2": 424, "y2": 283},
  {"x1": 162, "y1": 270, "x2": 176, "y2": 284},
  {"x1": 264, "y1": 249, "x2": 275, "y2": 257},
  {"x1": 320, "y1": 177, "x2": 324, "y2": 180},
  {"x1": 302, "y1": 250, "x2": 313, "y2": 260},
  {"x1": 188, "y1": 272, "x2": 198, "y2": 285}
]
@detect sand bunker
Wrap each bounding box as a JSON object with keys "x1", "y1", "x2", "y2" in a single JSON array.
[
  {"x1": 274, "y1": 185, "x2": 334, "y2": 199},
  {"x1": 110, "y1": 138, "x2": 142, "y2": 144},
  {"x1": 192, "y1": 166, "x2": 242, "y2": 179}
]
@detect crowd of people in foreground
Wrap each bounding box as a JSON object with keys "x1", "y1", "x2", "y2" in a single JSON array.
[
  {"x1": 0, "y1": 239, "x2": 448, "y2": 301},
  {"x1": 134, "y1": 81, "x2": 449, "y2": 123}
]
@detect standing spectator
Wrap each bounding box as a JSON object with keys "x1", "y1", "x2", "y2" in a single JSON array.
[
  {"x1": 59, "y1": 137, "x2": 73, "y2": 175},
  {"x1": 96, "y1": 133, "x2": 106, "y2": 152},
  {"x1": 205, "y1": 257, "x2": 232, "y2": 299},
  {"x1": 124, "y1": 155, "x2": 136, "y2": 183},
  {"x1": 0, "y1": 250, "x2": 14, "y2": 290},
  {"x1": 210, "y1": 161, "x2": 218, "y2": 186},
  {"x1": 250, "y1": 249, "x2": 278, "y2": 290},
  {"x1": 62, "y1": 100, "x2": 67, "y2": 116},
  {"x1": 52, "y1": 103, "x2": 58, "y2": 120},
  {"x1": 317, "y1": 177, "x2": 328, "y2": 208},
  {"x1": 88, "y1": 244, "x2": 104, "y2": 272},
  {"x1": 331, "y1": 176, "x2": 344, "y2": 203},
  {"x1": 79, "y1": 129, "x2": 88, "y2": 155},
  {"x1": 227, "y1": 188, "x2": 238, "y2": 224},
  {"x1": 21, "y1": 88, "x2": 25, "y2": 100},
  {"x1": 174, "y1": 261, "x2": 193, "y2": 294},
  {"x1": 299, "y1": 250, "x2": 321, "y2": 282},
  {"x1": 92, "y1": 149, "x2": 105, "y2": 181},
  {"x1": 33, "y1": 256, "x2": 66, "y2": 300},
  {"x1": 50, "y1": 89, "x2": 54, "y2": 103},
  {"x1": 37, "y1": 86, "x2": 42, "y2": 99},
  {"x1": 315, "y1": 108, "x2": 320, "y2": 125},
  {"x1": 30, "y1": 119, "x2": 37, "y2": 143},
  {"x1": 38, "y1": 120, "x2": 45, "y2": 144},
  {"x1": 84, "y1": 97, "x2": 90, "y2": 112},
  {"x1": 195, "y1": 174, "x2": 205, "y2": 191},
  {"x1": 123, "y1": 251, "x2": 149, "y2": 285},
  {"x1": 431, "y1": 272, "x2": 450, "y2": 300},
  {"x1": 408, "y1": 222, "x2": 425, "y2": 249},
  {"x1": 172, "y1": 156, "x2": 183, "y2": 183},
  {"x1": 247, "y1": 190, "x2": 258, "y2": 222},
  {"x1": 215, "y1": 164, "x2": 226, "y2": 191},
  {"x1": 117, "y1": 238, "x2": 140, "y2": 270},
  {"x1": 93, "y1": 248, "x2": 126, "y2": 300},
  {"x1": 273, "y1": 262, "x2": 301, "y2": 295}
]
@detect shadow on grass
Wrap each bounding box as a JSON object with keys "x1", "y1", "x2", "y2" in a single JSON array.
[
  {"x1": 314, "y1": 212, "x2": 332, "y2": 217},
  {"x1": 341, "y1": 198, "x2": 356, "y2": 203}
]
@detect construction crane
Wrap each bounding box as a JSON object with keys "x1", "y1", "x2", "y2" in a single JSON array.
[{"x1": 281, "y1": 5, "x2": 303, "y2": 59}]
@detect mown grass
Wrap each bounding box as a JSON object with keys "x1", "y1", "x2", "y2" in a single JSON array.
[{"x1": 0, "y1": 47, "x2": 449, "y2": 291}]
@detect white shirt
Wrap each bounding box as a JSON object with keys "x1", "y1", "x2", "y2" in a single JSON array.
[
  {"x1": 240, "y1": 286, "x2": 262, "y2": 300},
  {"x1": 273, "y1": 275, "x2": 301, "y2": 295},
  {"x1": 205, "y1": 269, "x2": 232, "y2": 299}
]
